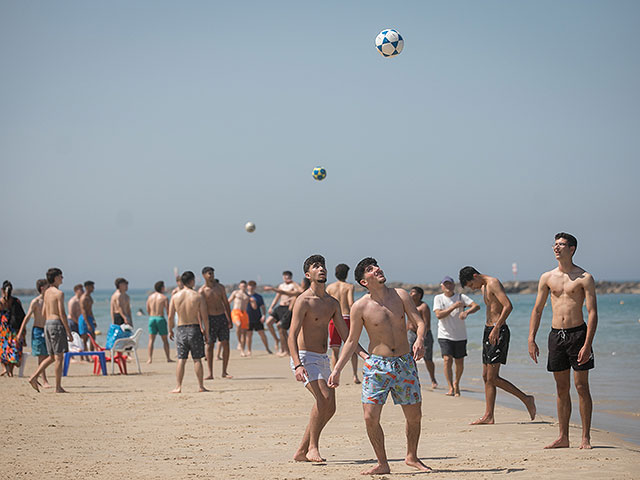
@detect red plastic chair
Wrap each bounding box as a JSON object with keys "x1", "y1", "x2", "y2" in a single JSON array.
[{"x1": 89, "y1": 336, "x2": 128, "y2": 375}]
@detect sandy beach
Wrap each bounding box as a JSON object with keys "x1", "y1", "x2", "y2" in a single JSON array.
[{"x1": 2, "y1": 349, "x2": 638, "y2": 479}]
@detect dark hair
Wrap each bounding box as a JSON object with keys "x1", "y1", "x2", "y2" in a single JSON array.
[
  {"x1": 36, "y1": 279, "x2": 48, "y2": 294},
  {"x1": 115, "y1": 277, "x2": 128, "y2": 288},
  {"x1": 282, "y1": 270, "x2": 293, "y2": 277},
  {"x1": 73, "y1": 284, "x2": 84, "y2": 292},
  {"x1": 354, "y1": 257, "x2": 378, "y2": 288},
  {"x1": 459, "y1": 266, "x2": 480, "y2": 288},
  {"x1": 181, "y1": 271, "x2": 195, "y2": 285},
  {"x1": 2, "y1": 280, "x2": 13, "y2": 298},
  {"x1": 239, "y1": 280, "x2": 247, "y2": 285},
  {"x1": 247, "y1": 280, "x2": 257, "y2": 287},
  {"x1": 176, "y1": 275, "x2": 182, "y2": 283},
  {"x1": 84, "y1": 280, "x2": 95, "y2": 289},
  {"x1": 154, "y1": 281, "x2": 165, "y2": 293},
  {"x1": 202, "y1": 266, "x2": 214, "y2": 275},
  {"x1": 302, "y1": 278, "x2": 311, "y2": 290},
  {"x1": 555, "y1": 232, "x2": 577, "y2": 251},
  {"x1": 303, "y1": 254, "x2": 326, "y2": 273},
  {"x1": 335, "y1": 263, "x2": 350, "y2": 281},
  {"x1": 46, "y1": 267, "x2": 62, "y2": 284},
  {"x1": 410, "y1": 286, "x2": 424, "y2": 299}
]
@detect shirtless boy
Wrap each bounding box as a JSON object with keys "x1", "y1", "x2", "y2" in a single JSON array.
[
  {"x1": 228, "y1": 281, "x2": 251, "y2": 356},
  {"x1": 326, "y1": 263, "x2": 360, "y2": 384},
  {"x1": 459, "y1": 266, "x2": 536, "y2": 425},
  {"x1": 168, "y1": 271, "x2": 210, "y2": 393},
  {"x1": 79, "y1": 281, "x2": 96, "y2": 353},
  {"x1": 67, "y1": 284, "x2": 83, "y2": 334},
  {"x1": 146, "y1": 281, "x2": 172, "y2": 363},
  {"x1": 329, "y1": 257, "x2": 431, "y2": 475},
  {"x1": 111, "y1": 277, "x2": 132, "y2": 326},
  {"x1": 266, "y1": 271, "x2": 300, "y2": 356},
  {"x1": 408, "y1": 286, "x2": 438, "y2": 389},
  {"x1": 289, "y1": 255, "x2": 367, "y2": 463},
  {"x1": 28, "y1": 268, "x2": 73, "y2": 393},
  {"x1": 529, "y1": 232, "x2": 597, "y2": 449},
  {"x1": 199, "y1": 266, "x2": 232, "y2": 379},
  {"x1": 17, "y1": 279, "x2": 50, "y2": 387}
]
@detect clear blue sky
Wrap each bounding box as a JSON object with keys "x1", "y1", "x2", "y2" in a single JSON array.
[{"x1": 2, "y1": 1, "x2": 639, "y2": 289}]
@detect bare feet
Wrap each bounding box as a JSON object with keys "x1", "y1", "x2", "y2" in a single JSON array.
[
  {"x1": 147, "y1": 359, "x2": 153, "y2": 364},
  {"x1": 293, "y1": 450, "x2": 310, "y2": 462},
  {"x1": 166, "y1": 358, "x2": 174, "y2": 363},
  {"x1": 204, "y1": 375, "x2": 214, "y2": 380},
  {"x1": 305, "y1": 448, "x2": 325, "y2": 463},
  {"x1": 55, "y1": 387, "x2": 67, "y2": 393},
  {"x1": 580, "y1": 438, "x2": 592, "y2": 449},
  {"x1": 454, "y1": 385, "x2": 461, "y2": 397},
  {"x1": 28, "y1": 378, "x2": 41, "y2": 392},
  {"x1": 405, "y1": 456, "x2": 432, "y2": 472},
  {"x1": 361, "y1": 463, "x2": 391, "y2": 475},
  {"x1": 240, "y1": 351, "x2": 247, "y2": 357},
  {"x1": 470, "y1": 415, "x2": 494, "y2": 425},
  {"x1": 544, "y1": 437, "x2": 570, "y2": 449},
  {"x1": 277, "y1": 351, "x2": 288, "y2": 358},
  {"x1": 445, "y1": 389, "x2": 455, "y2": 396},
  {"x1": 246, "y1": 351, "x2": 252, "y2": 357},
  {"x1": 431, "y1": 381, "x2": 438, "y2": 389},
  {"x1": 353, "y1": 376, "x2": 361, "y2": 385},
  {"x1": 42, "y1": 382, "x2": 53, "y2": 389},
  {"x1": 266, "y1": 349, "x2": 273, "y2": 354},
  {"x1": 198, "y1": 386, "x2": 210, "y2": 392},
  {"x1": 216, "y1": 354, "x2": 223, "y2": 360},
  {"x1": 525, "y1": 395, "x2": 536, "y2": 421},
  {"x1": 170, "y1": 387, "x2": 182, "y2": 393},
  {"x1": 222, "y1": 373, "x2": 233, "y2": 379}
]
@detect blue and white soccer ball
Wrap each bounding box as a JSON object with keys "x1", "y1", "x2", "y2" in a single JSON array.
[
  {"x1": 375, "y1": 29, "x2": 404, "y2": 58},
  {"x1": 312, "y1": 166, "x2": 327, "y2": 181}
]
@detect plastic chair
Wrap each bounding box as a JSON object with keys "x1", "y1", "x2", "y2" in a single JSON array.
[
  {"x1": 89, "y1": 335, "x2": 127, "y2": 375},
  {"x1": 111, "y1": 328, "x2": 143, "y2": 374}
]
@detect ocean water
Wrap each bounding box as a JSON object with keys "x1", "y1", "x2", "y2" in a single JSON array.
[{"x1": 17, "y1": 290, "x2": 640, "y2": 444}]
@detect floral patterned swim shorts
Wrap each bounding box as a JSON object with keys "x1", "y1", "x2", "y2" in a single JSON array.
[{"x1": 362, "y1": 352, "x2": 421, "y2": 405}]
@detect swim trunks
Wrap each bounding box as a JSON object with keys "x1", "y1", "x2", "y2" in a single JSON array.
[
  {"x1": 247, "y1": 294, "x2": 265, "y2": 331},
  {"x1": 231, "y1": 309, "x2": 250, "y2": 330},
  {"x1": 482, "y1": 324, "x2": 510, "y2": 365},
  {"x1": 547, "y1": 323, "x2": 594, "y2": 372},
  {"x1": 176, "y1": 324, "x2": 205, "y2": 360},
  {"x1": 208, "y1": 314, "x2": 230, "y2": 343},
  {"x1": 408, "y1": 329, "x2": 434, "y2": 362},
  {"x1": 290, "y1": 350, "x2": 331, "y2": 386},
  {"x1": 78, "y1": 314, "x2": 96, "y2": 336},
  {"x1": 113, "y1": 313, "x2": 125, "y2": 326},
  {"x1": 31, "y1": 326, "x2": 48, "y2": 356},
  {"x1": 328, "y1": 315, "x2": 350, "y2": 348},
  {"x1": 362, "y1": 353, "x2": 422, "y2": 405},
  {"x1": 438, "y1": 338, "x2": 467, "y2": 359},
  {"x1": 148, "y1": 316, "x2": 168, "y2": 336},
  {"x1": 272, "y1": 305, "x2": 292, "y2": 330},
  {"x1": 44, "y1": 319, "x2": 69, "y2": 355}
]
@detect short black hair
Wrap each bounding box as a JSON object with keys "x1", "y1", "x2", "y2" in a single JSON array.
[
  {"x1": 555, "y1": 232, "x2": 577, "y2": 250},
  {"x1": 115, "y1": 277, "x2": 128, "y2": 288},
  {"x1": 303, "y1": 254, "x2": 326, "y2": 273},
  {"x1": 282, "y1": 270, "x2": 293, "y2": 277},
  {"x1": 181, "y1": 271, "x2": 195, "y2": 286},
  {"x1": 36, "y1": 279, "x2": 48, "y2": 294},
  {"x1": 301, "y1": 277, "x2": 311, "y2": 290},
  {"x1": 411, "y1": 286, "x2": 424, "y2": 299},
  {"x1": 84, "y1": 280, "x2": 95, "y2": 289},
  {"x1": 335, "y1": 263, "x2": 350, "y2": 281},
  {"x1": 354, "y1": 257, "x2": 378, "y2": 288},
  {"x1": 46, "y1": 267, "x2": 62, "y2": 284},
  {"x1": 239, "y1": 280, "x2": 247, "y2": 285},
  {"x1": 154, "y1": 281, "x2": 165, "y2": 293},
  {"x1": 202, "y1": 266, "x2": 214, "y2": 275},
  {"x1": 459, "y1": 266, "x2": 480, "y2": 288},
  {"x1": 2, "y1": 280, "x2": 12, "y2": 297}
]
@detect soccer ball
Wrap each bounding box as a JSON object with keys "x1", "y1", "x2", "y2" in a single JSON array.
[
  {"x1": 375, "y1": 29, "x2": 404, "y2": 57},
  {"x1": 245, "y1": 222, "x2": 256, "y2": 233},
  {"x1": 312, "y1": 166, "x2": 327, "y2": 181}
]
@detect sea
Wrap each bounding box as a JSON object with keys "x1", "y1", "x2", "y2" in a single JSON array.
[{"x1": 16, "y1": 289, "x2": 640, "y2": 445}]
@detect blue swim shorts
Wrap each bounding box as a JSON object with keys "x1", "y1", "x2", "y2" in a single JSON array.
[
  {"x1": 78, "y1": 315, "x2": 96, "y2": 336},
  {"x1": 362, "y1": 352, "x2": 422, "y2": 405},
  {"x1": 31, "y1": 326, "x2": 48, "y2": 357}
]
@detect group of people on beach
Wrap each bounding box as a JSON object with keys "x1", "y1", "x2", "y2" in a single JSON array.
[{"x1": 3, "y1": 231, "x2": 597, "y2": 475}]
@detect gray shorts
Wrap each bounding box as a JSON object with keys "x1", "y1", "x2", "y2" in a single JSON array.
[
  {"x1": 176, "y1": 324, "x2": 205, "y2": 360},
  {"x1": 45, "y1": 319, "x2": 69, "y2": 355},
  {"x1": 408, "y1": 329, "x2": 434, "y2": 361}
]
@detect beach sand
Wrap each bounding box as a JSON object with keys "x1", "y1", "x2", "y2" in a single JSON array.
[{"x1": 2, "y1": 349, "x2": 638, "y2": 479}]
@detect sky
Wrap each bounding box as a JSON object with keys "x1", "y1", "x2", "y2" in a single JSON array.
[{"x1": 1, "y1": 1, "x2": 639, "y2": 289}]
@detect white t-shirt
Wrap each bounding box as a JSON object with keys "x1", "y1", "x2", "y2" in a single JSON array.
[{"x1": 433, "y1": 293, "x2": 474, "y2": 341}]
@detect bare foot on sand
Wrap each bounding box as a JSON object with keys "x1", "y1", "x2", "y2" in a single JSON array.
[
  {"x1": 525, "y1": 395, "x2": 536, "y2": 420},
  {"x1": 198, "y1": 386, "x2": 210, "y2": 392},
  {"x1": 406, "y1": 456, "x2": 432, "y2": 472},
  {"x1": 266, "y1": 349, "x2": 273, "y2": 354},
  {"x1": 166, "y1": 358, "x2": 174, "y2": 363},
  {"x1": 246, "y1": 351, "x2": 252, "y2": 357},
  {"x1": 470, "y1": 415, "x2": 494, "y2": 425},
  {"x1": 454, "y1": 385, "x2": 461, "y2": 397},
  {"x1": 28, "y1": 378, "x2": 41, "y2": 392},
  {"x1": 216, "y1": 354, "x2": 223, "y2": 360},
  {"x1": 544, "y1": 437, "x2": 570, "y2": 449},
  {"x1": 277, "y1": 351, "x2": 288, "y2": 358},
  {"x1": 353, "y1": 376, "x2": 361, "y2": 384},
  {"x1": 580, "y1": 438, "x2": 592, "y2": 449},
  {"x1": 204, "y1": 375, "x2": 214, "y2": 380},
  {"x1": 170, "y1": 387, "x2": 182, "y2": 393},
  {"x1": 445, "y1": 389, "x2": 455, "y2": 396},
  {"x1": 42, "y1": 382, "x2": 53, "y2": 389},
  {"x1": 361, "y1": 463, "x2": 390, "y2": 475},
  {"x1": 55, "y1": 387, "x2": 67, "y2": 393},
  {"x1": 222, "y1": 373, "x2": 233, "y2": 379},
  {"x1": 305, "y1": 448, "x2": 325, "y2": 463},
  {"x1": 431, "y1": 381, "x2": 438, "y2": 389},
  {"x1": 147, "y1": 359, "x2": 153, "y2": 364},
  {"x1": 293, "y1": 450, "x2": 310, "y2": 462}
]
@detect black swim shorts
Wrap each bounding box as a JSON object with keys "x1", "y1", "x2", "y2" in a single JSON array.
[
  {"x1": 547, "y1": 323, "x2": 594, "y2": 372},
  {"x1": 482, "y1": 324, "x2": 510, "y2": 365},
  {"x1": 176, "y1": 324, "x2": 205, "y2": 360},
  {"x1": 208, "y1": 314, "x2": 230, "y2": 343},
  {"x1": 438, "y1": 338, "x2": 467, "y2": 359},
  {"x1": 272, "y1": 305, "x2": 292, "y2": 330}
]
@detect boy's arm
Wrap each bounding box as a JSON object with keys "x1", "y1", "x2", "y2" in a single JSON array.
[
  {"x1": 329, "y1": 302, "x2": 367, "y2": 388},
  {"x1": 528, "y1": 274, "x2": 550, "y2": 364},
  {"x1": 579, "y1": 274, "x2": 598, "y2": 365},
  {"x1": 288, "y1": 298, "x2": 308, "y2": 382},
  {"x1": 17, "y1": 300, "x2": 35, "y2": 339}
]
